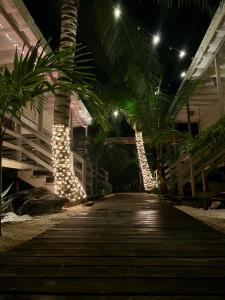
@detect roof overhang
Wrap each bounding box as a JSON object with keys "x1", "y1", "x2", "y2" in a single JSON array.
[{"x1": 176, "y1": 3, "x2": 225, "y2": 126}]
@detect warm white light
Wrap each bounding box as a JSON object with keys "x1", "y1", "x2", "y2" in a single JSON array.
[
  {"x1": 179, "y1": 50, "x2": 186, "y2": 59},
  {"x1": 153, "y1": 34, "x2": 160, "y2": 46},
  {"x1": 52, "y1": 124, "x2": 86, "y2": 202},
  {"x1": 114, "y1": 6, "x2": 121, "y2": 19},
  {"x1": 134, "y1": 125, "x2": 157, "y2": 192},
  {"x1": 181, "y1": 71, "x2": 186, "y2": 78},
  {"x1": 113, "y1": 110, "x2": 119, "y2": 117}
]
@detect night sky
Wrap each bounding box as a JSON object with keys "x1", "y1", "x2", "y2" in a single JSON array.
[{"x1": 23, "y1": 0, "x2": 220, "y2": 92}]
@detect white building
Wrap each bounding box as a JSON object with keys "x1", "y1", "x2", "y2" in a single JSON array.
[{"x1": 0, "y1": 0, "x2": 109, "y2": 195}]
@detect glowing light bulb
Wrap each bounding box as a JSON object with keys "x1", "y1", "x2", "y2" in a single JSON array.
[
  {"x1": 113, "y1": 110, "x2": 119, "y2": 117},
  {"x1": 114, "y1": 6, "x2": 121, "y2": 19},
  {"x1": 181, "y1": 71, "x2": 186, "y2": 78},
  {"x1": 153, "y1": 34, "x2": 160, "y2": 46},
  {"x1": 179, "y1": 50, "x2": 186, "y2": 59}
]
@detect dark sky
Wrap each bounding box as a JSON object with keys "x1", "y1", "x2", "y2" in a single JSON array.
[
  {"x1": 23, "y1": 0, "x2": 219, "y2": 93},
  {"x1": 22, "y1": 0, "x2": 220, "y2": 137}
]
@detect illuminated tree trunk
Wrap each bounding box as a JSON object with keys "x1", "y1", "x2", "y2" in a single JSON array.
[
  {"x1": 134, "y1": 125, "x2": 156, "y2": 192},
  {"x1": 53, "y1": 0, "x2": 86, "y2": 201}
]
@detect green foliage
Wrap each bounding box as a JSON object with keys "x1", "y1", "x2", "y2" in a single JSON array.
[
  {"x1": 183, "y1": 116, "x2": 225, "y2": 156},
  {"x1": 166, "y1": 80, "x2": 201, "y2": 124},
  {"x1": 0, "y1": 42, "x2": 80, "y2": 131},
  {"x1": 1, "y1": 182, "x2": 14, "y2": 219}
]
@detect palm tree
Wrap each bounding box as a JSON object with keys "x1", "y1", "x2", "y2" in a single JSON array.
[{"x1": 0, "y1": 42, "x2": 80, "y2": 234}]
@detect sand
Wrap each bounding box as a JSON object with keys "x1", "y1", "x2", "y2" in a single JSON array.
[
  {"x1": 0, "y1": 205, "x2": 90, "y2": 252},
  {"x1": 176, "y1": 205, "x2": 225, "y2": 234}
]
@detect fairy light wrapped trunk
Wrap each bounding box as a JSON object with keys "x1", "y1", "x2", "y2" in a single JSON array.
[
  {"x1": 134, "y1": 125, "x2": 156, "y2": 192},
  {"x1": 53, "y1": 0, "x2": 86, "y2": 201}
]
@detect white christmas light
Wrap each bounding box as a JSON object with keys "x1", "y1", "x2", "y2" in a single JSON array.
[
  {"x1": 113, "y1": 110, "x2": 119, "y2": 117},
  {"x1": 52, "y1": 124, "x2": 86, "y2": 201},
  {"x1": 153, "y1": 34, "x2": 160, "y2": 46},
  {"x1": 114, "y1": 6, "x2": 121, "y2": 19},
  {"x1": 134, "y1": 125, "x2": 157, "y2": 191}
]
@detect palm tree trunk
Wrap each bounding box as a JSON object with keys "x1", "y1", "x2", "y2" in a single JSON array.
[
  {"x1": 134, "y1": 125, "x2": 156, "y2": 192},
  {"x1": 53, "y1": 0, "x2": 86, "y2": 201},
  {"x1": 54, "y1": 0, "x2": 79, "y2": 125}
]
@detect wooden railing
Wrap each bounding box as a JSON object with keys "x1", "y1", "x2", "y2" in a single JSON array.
[{"x1": 165, "y1": 147, "x2": 225, "y2": 192}]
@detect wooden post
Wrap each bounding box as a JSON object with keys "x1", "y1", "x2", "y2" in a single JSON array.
[
  {"x1": 186, "y1": 100, "x2": 196, "y2": 198},
  {"x1": 15, "y1": 123, "x2": 22, "y2": 162},
  {"x1": 215, "y1": 56, "x2": 224, "y2": 117},
  {"x1": 189, "y1": 155, "x2": 196, "y2": 198},
  {"x1": 177, "y1": 158, "x2": 183, "y2": 196},
  {"x1": 38, "y1": 108, "x2": 43, "y2": 132}
]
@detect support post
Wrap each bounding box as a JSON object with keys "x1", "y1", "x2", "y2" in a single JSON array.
[
  {"x1": 177, "y1": 158, "x2": 183, "y2": 196},
  {"x1": 15, "y1": 123, "x2": 22, "y2": 162},
  {"x1": 38, "y1": 108, "x2": 43, "y2": 132},
  {"x1": 186, "y1": 100, "x2": 196, "y2": 198},
  {"x1": 215, "y1": 55, "x2": 224, "y2": 117}
]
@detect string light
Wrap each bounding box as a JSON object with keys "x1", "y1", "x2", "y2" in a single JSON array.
[
  {"x1": 52, "y1": 124, "x2": 86, "y2": 202},
  {"x1": 134, "y1": 125, "x2": 157, "y2": 191},
  {"x1": 152, "y1": 34, "x2": 160, "y2": 46},
  {"x1": 114, "y1": 6, "x2": 122, "y2": 19},
  {"x1": 179, "y1": 50, "x2": 186, "y2": 59},
  {"x1": 181, "y1": 71, "x2": 186, "y2": 78},
  {"x1": 0, "y1": 22, "x2": 23, "y2": 52},
  {"x1": 113, "y1": 110, "x2": 119, "y2": 117}
]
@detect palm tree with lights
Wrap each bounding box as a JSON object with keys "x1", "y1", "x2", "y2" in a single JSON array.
[{"x1": 0, "y1": 42, "x2": 87, "y2": 234}]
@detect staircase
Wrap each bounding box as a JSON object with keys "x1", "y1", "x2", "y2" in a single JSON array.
[{"x1": 3, "y1": 118, "x2": 55, "y2": 192}]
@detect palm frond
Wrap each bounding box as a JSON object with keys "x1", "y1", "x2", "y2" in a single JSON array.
[{"x1": 166, "y1": 79, "x2": 201, "y2": 123}]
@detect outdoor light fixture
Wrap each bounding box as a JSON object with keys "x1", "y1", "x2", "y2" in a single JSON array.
[
  {"x1": 114, "y1": 6, "x2": 121, "y2": 19},
  {"x1": 152, "y1": 34, "x2": 160, "y2": 46},
  {"x1": 113, "y1": 110, "x2": 119, "y2": 117},
  {"x1": 52, "y1": 124, "x2": 86, "y2": 201},
  {"x1": 181, "y1": 71, "x2": 186, "y2": 78},
  {"x1": 179, "y1": 50, "x2": 186, "y2": 59}
]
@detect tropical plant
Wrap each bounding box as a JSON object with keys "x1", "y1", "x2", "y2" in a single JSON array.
[
  {"x1": 1, "y1": 182, "x2": 14, "y2": 220},
  {"x1": 0, "y1": 41, "x2": 89, "y2": 234}
]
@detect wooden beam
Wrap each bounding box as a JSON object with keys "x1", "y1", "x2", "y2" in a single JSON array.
[{"x1": 215, "y1": 55, "x2": 225, "y2": 116}]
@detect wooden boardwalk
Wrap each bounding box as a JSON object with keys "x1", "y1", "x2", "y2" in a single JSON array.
[{"x1": 1, "y1": 193, "x2": 225, "y2": 299}]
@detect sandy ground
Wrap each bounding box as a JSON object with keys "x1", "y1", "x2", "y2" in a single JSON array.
[
  {"x1": 0, "y1": 205, "x2": 90, "y2": 253},
  {"x1": 176, "y1": 205, "x2": 225, "y2": 234}
]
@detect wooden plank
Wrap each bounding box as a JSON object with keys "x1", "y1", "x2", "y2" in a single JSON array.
[
  {"x1": 1, "y1": 256, "x2": 225, "y2": 266},
  {"x1": 1, "y1": 265, "x2": 225, "y2": 278},
  {"x1": 0, "y1": 296, "x2": 224, "y2": 300},
  {"x1": 5, "y1": 248, "x2": 225, "y2": 257},
  {"x1": 1, "y1": 277, "x2": 225, "y2": 294}
]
